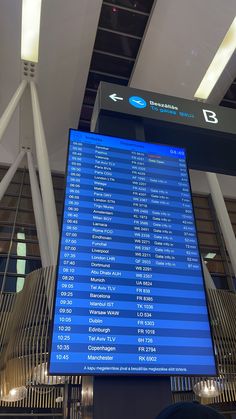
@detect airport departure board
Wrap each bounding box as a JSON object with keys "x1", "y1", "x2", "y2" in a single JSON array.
[{"x1": 49, "y1": 130, "x2": 216, "y2": 376}]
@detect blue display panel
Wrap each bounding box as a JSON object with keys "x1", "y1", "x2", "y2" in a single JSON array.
[{"x1": 49, "y1": 130, "x2": 216, "y2": 376}]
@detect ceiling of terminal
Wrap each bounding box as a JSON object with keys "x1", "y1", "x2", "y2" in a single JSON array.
[
  {"x1": 78, "y1": 0, "x2": 155, "y2": 132},
  {"x1": 0, "y1": 0, "x2": 235, "y2": 171}
]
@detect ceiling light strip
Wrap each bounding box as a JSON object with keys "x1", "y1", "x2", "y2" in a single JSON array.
[
  {"x1": 21, "y1": 0, "x2": 42, "y2": 63},
  {"x1": 194, "y1": 16, "x2": 236, "y2": 100}
]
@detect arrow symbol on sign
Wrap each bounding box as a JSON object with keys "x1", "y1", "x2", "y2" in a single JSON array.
[{"x1": 109, "y1": 93, "x2": 124, "y2": 102}]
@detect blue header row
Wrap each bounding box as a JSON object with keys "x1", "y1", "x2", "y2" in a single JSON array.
[{"x1": 69, "y1": 130, "x2": 186, "y2": 158}]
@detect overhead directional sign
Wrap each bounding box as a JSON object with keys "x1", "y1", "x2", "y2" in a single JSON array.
[{"x1": 92, "y1": 82, "x2": 236, "y2": 136}]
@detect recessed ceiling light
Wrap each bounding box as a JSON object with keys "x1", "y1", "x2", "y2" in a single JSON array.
[
  {"x1": 21, "y1": 0, "x2": 42, "y2": 63},
  {"x1": 194, "y1": 16, "x2": 236, "y2": 100}
]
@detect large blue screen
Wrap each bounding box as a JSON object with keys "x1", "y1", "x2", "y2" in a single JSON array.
[{"x1": 49, "y1": 130, "x2": 216, "y2": 376}]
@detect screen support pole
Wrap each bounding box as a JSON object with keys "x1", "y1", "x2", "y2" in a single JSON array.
[
  {"x1": 206, "y1": 171, "x2": 236, "y2": 289},
  {"x1": 27, "y1": 150, "x2": 51, "y2": 267},
  {"x1": 0, "y1": 149, "x2": 26, "y2": 201},
  {"x1": 30, "y1": 81, "x2": 59, "y2": 266},
  {"x1": 0, "y1": 80, "x2": 27, "y2": 144}
]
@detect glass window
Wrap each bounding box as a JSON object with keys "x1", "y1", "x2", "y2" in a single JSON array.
[
  {"x1": 11, "y1": 241, "x2": 40, "y2": 257},
  {"x1": 0, "y1": 225, "x2": 12, "y2": 239},
  {"x1": 0, "y1": 257, "x2": 7, "y2": 272},
  {"x1": 4, "y1": 275, "x2": 17, "y2": 293},
  {"x1": 7, "y1": 257, "x2": 21, "y2": 274},
  {"x1": 3, "y1": 275, "x2": 25, "y2": 293},
  {"x1": 212, "y1": 275, "x2": 229, "y2": 290},
  {"x1": 25, "y1": 258, "x2": 41, "y2": 272},
  {"x1": 7, "y1": 257, "x2": 41, "y2": 275},
  {"x1": 14, "y1": 226, "x2": 38, "y2": 241}
]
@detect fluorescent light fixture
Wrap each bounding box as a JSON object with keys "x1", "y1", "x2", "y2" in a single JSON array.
[
  {"x1": 21, "y1": 0, "x2": 42, "y2": 63},
  {"x1": 205, "y1": 252, "x2": 217, "y2": 259},
  {"x1": 194, "y1": 16, "x2": 236, "y2": 100},
  {"x1": 16, "y1": 232, "x2": 26, "y2": 293}
]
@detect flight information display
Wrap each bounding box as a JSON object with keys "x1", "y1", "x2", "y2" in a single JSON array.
[{"x1": 49, "y1": 130, "x2": 216, "y2": 376}]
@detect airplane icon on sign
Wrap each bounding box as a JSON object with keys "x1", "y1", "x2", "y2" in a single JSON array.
[
  {"x1": 129, "y1": 96, "x2": 147, "y2": 109},
  {"x1": 133, "y1": 99, "x2": 143, "y2": 105}
]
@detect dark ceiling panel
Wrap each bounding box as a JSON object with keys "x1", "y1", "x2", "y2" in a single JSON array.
[
  {"x1": 91, "y1": 51, "x2": 134, "y2": 78},
  {"x1": 104, "y1": 0, "x2": 154, "y2": 13},
  {"x1": 86, "y1": 72, "x2": 128, "y2": 91},
  {"x1": 80, "y1": 105, "x2": 93, "y2": 121},
  {"x1": 83, "y1": 89, "x2": 97, "y2": 107},
  {"x1": 220, "y1": 81, "x2": 236, "y2": 110},
  {"x1": 78, "y1": 0, "x2": 155, "y2": 130},
  {"x1": 95, "y1": 29, "x2": 141, "y2": 58},
  {"x1": 221, "y1": 100, "x2": 236, "y2": 110},
  {"x1": 99, "y1": 4, "x2": 148, "y2": 36},
  {"x1": 224, "y1": 83, "x2": 236, "y2": 101}
]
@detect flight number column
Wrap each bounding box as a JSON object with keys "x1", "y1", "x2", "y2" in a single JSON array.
[{"x1": 131, "y1": 151, "x2": 157, "y2": 365}]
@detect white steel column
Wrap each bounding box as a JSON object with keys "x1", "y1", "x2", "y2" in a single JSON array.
[
  {"x1": 30, "y1": 81, "x2": 59, "y2": 266},
  {"x1": 206, "y1": 172, "x2": 236, "y2": 278},
  {"x1": 27, "y1": 150, "x2": 51, "y2": 268},
  {"x1": 0, "y1": 80, "x2": 27, "y2": 143},
  {"x1": 201, "y1": 257, "x2": 216, "y2": 290},
  {"x1": 0, "y1": 149, "x2": 26, "y2": 201}
]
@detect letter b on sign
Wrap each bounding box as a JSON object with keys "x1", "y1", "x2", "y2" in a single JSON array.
[{"x1": 203, "y1": 109, "x2": 218, "y2": 124}]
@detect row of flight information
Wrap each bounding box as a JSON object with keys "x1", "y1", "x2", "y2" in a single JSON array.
[{"x1": 49, "y1": 130, "x2": 216, "y2": 376}]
